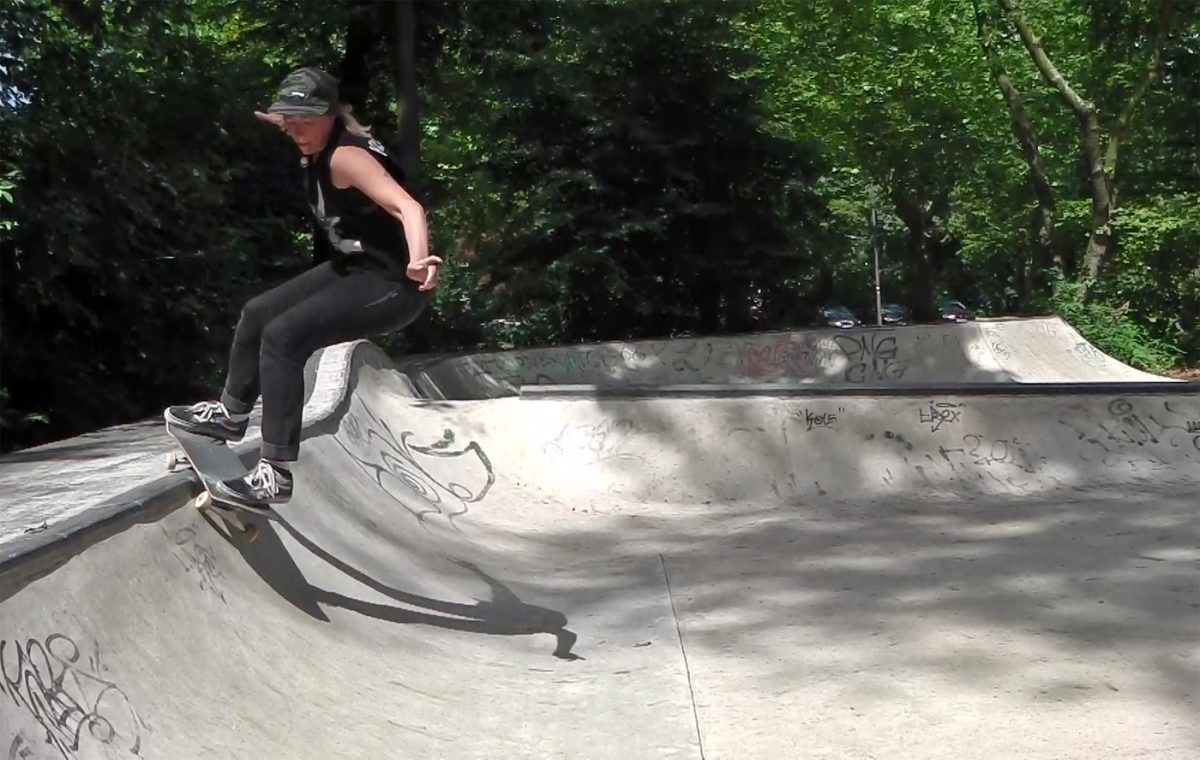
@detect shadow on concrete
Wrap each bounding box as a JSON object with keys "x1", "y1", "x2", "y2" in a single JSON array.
[
  {"x1": 204, "y1": 505, "x2": 582, "y2": 661},
  {"x1": 335, "y1": 335, "x2": 1200, "y2": 717},
  {"x1": 506, "y1": 414, "x2": 1198, "y2": 713}
]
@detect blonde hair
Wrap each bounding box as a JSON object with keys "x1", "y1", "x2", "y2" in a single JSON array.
[{"x1": 336, "y1": 103, "x2": 373, "y2": 137}]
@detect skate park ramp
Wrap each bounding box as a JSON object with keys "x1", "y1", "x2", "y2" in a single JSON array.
[
  {"x1": 403, "y1": 316, "x2": 1174, "y2": 398},
  {"x1": 1, "y1": 322, "x2": 1198, "y2": 760}
]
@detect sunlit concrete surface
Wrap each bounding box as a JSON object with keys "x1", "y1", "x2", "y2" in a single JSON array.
[
  {"x1": 405, "y1": 316, "x2": 1175, "y2": 398},
  {"x1": 1, "y1": 324, "x2": 1196, "y2": 759}
]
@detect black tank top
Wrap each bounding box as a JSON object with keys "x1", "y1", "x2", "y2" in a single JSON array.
[{"x1": 302, "y1": 119, "x2": 410, "y2": 276}]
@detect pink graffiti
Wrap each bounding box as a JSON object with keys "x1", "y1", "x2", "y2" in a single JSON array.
[{"x1": 745, "y1": 338, "x2": 806, "y2": 378}]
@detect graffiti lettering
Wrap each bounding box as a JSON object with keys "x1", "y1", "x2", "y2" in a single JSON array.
[
  {"x1": 171, "y1": 527, "x2": 225, "y2": 603},
  {"x1": 456, "y1": 333, "x2": 952, "y2": 385},
  {"x1": 464, "y1": 342, "x2": 684, "y2": 386},
  {"x1": 744, "y1": 338, "x2": 805, "y2": 379},
  {"x1": 1074, "y1": 341, "x2": 1106, "y2": 367},
  {"x1": 833, "y1": 333, "x2": 908, "y2": 383},
  {"x1": 8, "y1": 734, "x2": 34, "y2": 760},
  {"x1": 984, "y1": 328, "x2": 1014, "y2": 362},
  {"x1": 796, "y1": 409, "x2": 839, "y2": 431},
  {"x1": 1097, "y1": 397, "x2": 1162, "y2": 446},
  {"x1": 671, "y1": 340, "x2": 705, "y2": 373},
  {"x1": 581, "y1": 419, "x2": 637, "y2": 459},
  {"x1": 543, "y1": 419, "x2": 652, "y2": 465},
  {"x1": 336, "y1": 395, "x2": 495, "y2": 524},
  {"x1": 1055, "y1": 399, "x2": 1200, "y2": 468},
  {"x1": 1150, "y1": 402, "x2": 1200, "y2": 453},
  {"x1": 809, "y1": 339, "x2": 844, "y2": 374},
  {"x1": 0, "y1": 635, "x2": 144, "y2": 759},
  {"x1": 936, "y1": 434, "x2": 1042, "y2": 474},
  {"x1": 919, "y1": 401, "x2": 964, "y2": 433},
  {"x1": 742, "y1": 336, "x2": 844, "y2": 380}
]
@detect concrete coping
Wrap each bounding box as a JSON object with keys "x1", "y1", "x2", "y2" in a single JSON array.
[{"x1": 522, "y1": 381, "x2": 1197, "y2": 400}]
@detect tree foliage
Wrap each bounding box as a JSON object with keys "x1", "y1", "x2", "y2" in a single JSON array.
[{"x1": 1, "y1": 0, "x2": 1196, "y2": 452}]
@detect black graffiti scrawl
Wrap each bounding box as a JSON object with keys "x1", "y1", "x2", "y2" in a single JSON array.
[
  {"x1": 919, "y1": 401, "x2": 964, "y2": 433},
  {"x1": 0, "y1": 634, "x2": 144, "y2": 759},
  {"x1": 335, "y1": 395, "x2": 496, "y2": 524},
  {"x1": 833, "y1": 333, "x2": 908, "y2": 383},
  {"x1": 171, "y1": 527, "x2": 226, "y2": 603}
]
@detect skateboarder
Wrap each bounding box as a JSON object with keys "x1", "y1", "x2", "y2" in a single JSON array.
[{"x1": 166, "y1": 67, "x2": 440, "y2": 508}]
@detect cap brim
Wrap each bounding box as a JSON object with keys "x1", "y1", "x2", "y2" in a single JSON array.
[{"x1": 266, "y1": 99, "x2": 332, "y2": 117}]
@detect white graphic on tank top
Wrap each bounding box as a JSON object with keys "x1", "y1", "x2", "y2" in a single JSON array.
[
  {"x1": 367, "y1": 138, "x2": 388, "y2": 156},
  {"x1": 312, "y1": 181, "x2": 364, "y2": 255}
]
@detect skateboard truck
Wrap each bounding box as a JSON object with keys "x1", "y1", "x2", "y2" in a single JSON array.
[
  {"x1": 194, "y1": 490, "x2": 261, "y2": 542},
  {"x1": 163, "y1": 423, "x2": 264, "y2": 543}
]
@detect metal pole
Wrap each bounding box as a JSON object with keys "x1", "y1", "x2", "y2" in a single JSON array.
[{"x1": 872, "y1": 208, "x2": 882, "y2": 326}]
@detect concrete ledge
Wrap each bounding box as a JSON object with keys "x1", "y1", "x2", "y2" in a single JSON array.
[
  {"x1": 0, "y1": 472, "x2": 198, "y2": 592},
  {"x1": 521, "y1": 381, "x2": 1198, "y2": 400},
  {"x1": 0, "y1": 342, "x2": 372, "y2": 591}
]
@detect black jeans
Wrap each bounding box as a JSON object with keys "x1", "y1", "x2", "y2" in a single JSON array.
[{"x1": 219, "y1": 261, "x2": 429, "y2": 461}]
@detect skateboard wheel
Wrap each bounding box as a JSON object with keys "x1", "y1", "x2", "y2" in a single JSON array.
[
  {"x1": 245, "y1": 524, "x2": 260, "y2": 542},
  {"x1": 196, "y1": 491, "x2": 211, "y2": 510}
]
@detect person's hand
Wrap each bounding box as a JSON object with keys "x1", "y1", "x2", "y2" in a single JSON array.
[{"x1": 407, "y1": 255, "x2": 443, "y2": 291}]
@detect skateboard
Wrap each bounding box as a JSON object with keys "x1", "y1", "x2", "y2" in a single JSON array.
[{"x1": 164, "y1": 421, "x2": 272, "y2": 542}]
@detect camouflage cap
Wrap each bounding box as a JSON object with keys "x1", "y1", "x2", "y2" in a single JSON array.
[{"x1": 266, "y1": 67, "x2": 339, "y2": 117}]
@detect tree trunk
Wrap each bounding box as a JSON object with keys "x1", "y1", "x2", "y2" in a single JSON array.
[
  {"x1": 996, "y1": 0, "x2": 1173, "y2": 283},
  {"x1": 995, "y1": 0, "x2": 1110, "y2": 279},
  {"x1": 893, "y1": 190, "x2": 936, "y2": 322},
  {"x1": 722, "y1": 279, "x2": 754, "y2": 334},
  {"x1": 694, "y1": 269, "x2": 721, "y2": 334},
  {"x1": 390, "y1": 0, "x2": 435, "y2": 350},
  {"x1": 338, "y1": 0, "x2": 376, "y2": 113},
  {"x1": 974, "y1": 0, "x2": 1059, "y2": 302},
  {"x1": 693, "y1": 219, "x2": 722, "y2": 333},
  {"x1": 395, "y1": 0, "x2": 421, "y2": 194},
  {"x1": 1100, "y1": 1, "x2": 1173, "y2": 212},
  {"x1": 1078, "y1": 112, "x2": 1113, "y2": 281}
]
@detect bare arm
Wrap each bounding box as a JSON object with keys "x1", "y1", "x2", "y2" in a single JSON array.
[{"x1": 330, "y1": 145, "x2": 432, "y2": 267}]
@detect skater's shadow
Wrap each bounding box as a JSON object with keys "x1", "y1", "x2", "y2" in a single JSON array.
[{"x1": 217, "y1": 512, "x2": 582, "y2": 661}]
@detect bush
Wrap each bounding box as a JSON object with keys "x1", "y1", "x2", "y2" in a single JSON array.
[{"x1": 1049, "y1": 274, "x2": 1183, "y2": 374}]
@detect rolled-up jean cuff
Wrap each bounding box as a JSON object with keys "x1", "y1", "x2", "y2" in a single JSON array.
[
  {"x1": 260, "y1": 440, "x2": 298, "y2": 463},
  {"x1": 220, "y1": 390, "x2": 255, "y2": 416}
]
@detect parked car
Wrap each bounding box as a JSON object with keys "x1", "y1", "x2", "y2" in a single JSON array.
[
  {"x1": 938, "y1": 299, "x2": 976, "y2": 322},
  {"x1": 817, "y1": 305, "x2": 863, "y2": 329},
  {"x1": 878, "y1": 303, "x2": 912, "y2": 326}
]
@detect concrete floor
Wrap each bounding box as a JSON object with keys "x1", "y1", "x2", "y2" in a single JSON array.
[{"x1": 1, "y1": 328, "x2": 1197, "y2": 759}]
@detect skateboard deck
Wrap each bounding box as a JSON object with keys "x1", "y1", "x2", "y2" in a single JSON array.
[{"x1": 164, "y1": 422, "x2": 273, "y2": 542}]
